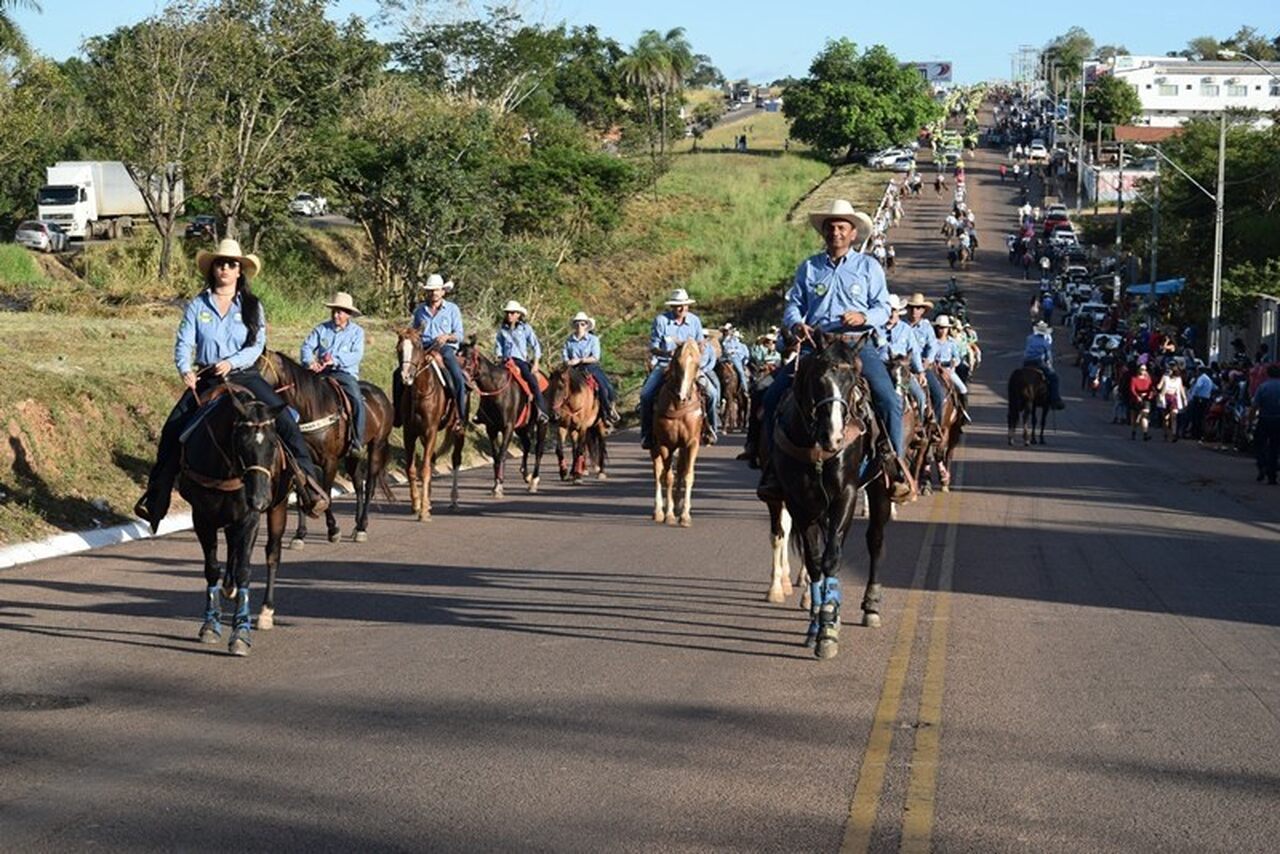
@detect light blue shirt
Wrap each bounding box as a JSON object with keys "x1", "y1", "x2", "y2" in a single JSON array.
[
  {"x1": 495, "y1": 321, "x2": 542, "y2": 363},
  {"x1": 174, "y1": 290, "x2": 266, "y2": 377},
  {"x1": 1024, "y1": 333, "x2": 1053, "y2": 365},
  {"x1": 412, "y1": 300, "x2": 464, "y2": 350},
  {"x1": 782, "y1": 251, "x2": 890, "y2": 333},
  {"x1": 699, "y1": 340, "x2": 717, "y2": 375},
  {"x1": 908, "y1": 318, "x2": 938, "y2": 363},
  {"x1": 721, "y1": 337, "x2": 749, "y2": 364},
  {"x1": 1189, "y1": 373, "x2": 1215, "y2": 400},
  {"x1": 880, "y1": 321, "x2": 924, "y2": 373},
  {"x1": 649, "y1": 311, "x2": 705, "y2": 366},
  {"x1": 300, "y1": 319, "x2": 365, "y2": 378},
  {"x1": 934, "y1": 338, "x2": 965, "y2": 367},
  {"x1": 562, "y1": 333, "x2": 601, "y2": 364}
]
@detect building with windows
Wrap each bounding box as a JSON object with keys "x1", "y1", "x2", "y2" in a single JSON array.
[{"x1": 1091, "y1": 55, "x2": 1280, "y2": 128}]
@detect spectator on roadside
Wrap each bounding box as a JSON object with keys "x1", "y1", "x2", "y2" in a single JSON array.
[
  {"x1": 1156, "y1": 365, "x2": 1187, "y2": 442},
  {"x1": 1129, "y1": 362, "x2": 1155, "y2": 440},
  {"x1": 1186, "y1": 366, "x2": 1215, "y2": 440},
  {"x1": 1252, "y1": 364, "x2": 1280, "y2": 484}
]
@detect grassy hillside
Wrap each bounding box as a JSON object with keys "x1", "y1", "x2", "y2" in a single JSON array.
[{"x1": 0, "y1": 150, "x2": 875, "y2": 544}]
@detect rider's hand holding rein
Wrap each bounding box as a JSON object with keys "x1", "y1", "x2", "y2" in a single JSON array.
[{"x1": 213, "y1": 360, "x2": 232, "y2": 378}]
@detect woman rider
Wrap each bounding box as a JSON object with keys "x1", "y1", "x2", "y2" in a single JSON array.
[
  {"x1": 561, "y1": 311, "x2": 619, "y2": 423},
  {"x1": 133, "y1": 239, "x2": 329, "y2": 533}
]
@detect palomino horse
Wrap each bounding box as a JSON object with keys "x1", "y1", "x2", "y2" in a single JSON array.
[
  {"x1": 459, "y1": 340, "x2": 547, "y2": 498},
  {"x1": 758, "y1": 334, "x2": 892, "y2": 660},
  {"x1": 177, "y1": 385, "x2": 292, "y2": 656},
  {"x1": 1008, "y1": 366, "x2": 1050, "y2": 445},
  {"x1": 396, "y1": 329, "x2": 465, "y2": 521},
  {"x1": 257, "y1": 351, "x2": 394, "y2": 546},
  {"x1": 715, "y1": 359, "x2": 747, "y2": 433},
  {"x1": 650, "y1": 340, "x2": 704, "y2": 527},
  {"x1": 550, "y1": 366, "x2": 608, "y2": 484}
]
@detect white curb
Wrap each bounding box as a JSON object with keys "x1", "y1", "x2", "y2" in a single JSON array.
[{"x1": 0, "y1": 512, "x2": 195, "y2": 570}]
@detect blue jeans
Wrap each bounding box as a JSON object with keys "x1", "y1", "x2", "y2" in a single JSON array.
[
  {"x1": 639, "y1": 365, "x2": 666, "y2": 442},
  {"x1": 762, "y1": 340, "x2": 904, "y2": 456},
  {"x1": 581, "y1": 364, "x2": 615, "y2": 408},
  {"x1": 925, "y1": 371, "x2": 946, "y2": 421},
  {"x1": 326, "y1": 369, "x2": 366, "y2": 447},
  {"x1": 700, "y1": 370, "x2": 721, "y2": 433},
  {"x1": 907, "y1": 375, "x2": 928, "y2": 421}
]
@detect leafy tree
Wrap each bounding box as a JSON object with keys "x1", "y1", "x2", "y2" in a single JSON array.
[
  {"x1": 1095, "y1": 44, "x2": 1129, "y2": 61},
  {"x1": 542, "y1": 26, "x2": 627, "y2": 132},
  {"x1": 686, "y1": 53, "x2": 723, "y2": 88},
  {"x1": 1084, "y1": 73, "x2": 1143, "y2": 129},
  {"x1": 0, "y1": 0, "x2": 38, "y2": 59},
  {"x1": 1042, "y1": 26, "x2": 1095, "y2": 85},
  {"x1": 782, "y1": 39, "x2": 940, "y2": 161},
  {"x1": 0, "y1": 57, "x2": 81, "y2": 231},
  {"x1": 1182, "y1": 35, "x2": 1221, "y2": 60}
]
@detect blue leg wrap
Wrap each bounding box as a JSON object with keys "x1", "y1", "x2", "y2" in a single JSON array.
[
  {"x1": 806, "y1": 580, "x2": 823, "y2": 642},
  {"x1": 203, "y1": 585, "x2": 221, "y2": 625},
  {"x1": 233, "y1": 587, "x2": 252, "y2": 631},
  {"x1": 819, "y1": 577, "x2": 841, "y2": 629}
]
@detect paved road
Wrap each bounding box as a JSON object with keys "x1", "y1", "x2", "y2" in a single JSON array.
[{"x1": 2, "y1": 143, "x2": 1278, "y2": 853}]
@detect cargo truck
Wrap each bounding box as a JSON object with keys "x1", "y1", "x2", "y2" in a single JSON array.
[{"x1": 36, "y1": 161, "x2": 184, "y2": 240}]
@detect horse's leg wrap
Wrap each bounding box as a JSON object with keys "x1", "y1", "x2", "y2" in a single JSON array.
[
  {"x1": 199, "y1": 585, "x2": 222, "y2": 642},
  {"x1": 819, "y1": 577, "x2": 842, "y2": 631},
  {"x1": 806, "y1": 579, "x2": 823, "y2": 645},
  {"x1": 233, "y1": 587, "x2": 252, "y2": 632}
]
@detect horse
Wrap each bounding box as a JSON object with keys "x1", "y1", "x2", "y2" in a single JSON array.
[
  {"x1": 758, "y1": 334, "x2": 892, "y2": 659},
  {"x1": 257, "y1": 351, "x2": 394, "y2": 546},
  {"x1": 888, "y1": 356, "x2": 934, "y2": 496},
  {"x1": 927, "y1": 368, "x2": 965, "y2": 491},
  {"x1": 177, "y1": 385, "x2": 292, "y2": 656},
  {"x1": 459, "y1": 339, "x2": 547, "y2": 498},
  {"x1": 1008, "y1": 366, "x2": 1050, "y2": 445},
  {"x1": 715, "y1": 359, "x2": 748, "y2": 433},
  {"x1": 650, "y1": 339, "x2": 704, "y2": 527},
  {"x1": 395, "y1": 329, "x2": 465, "y2": 521},
  {"x1": 550, "y1": 365, "x2": 608, "y2": 484}
]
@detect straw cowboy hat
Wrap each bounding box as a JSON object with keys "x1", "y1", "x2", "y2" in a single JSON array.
[
  {"x1": 904, "y1": 292, "x2": 934, "y2": 309},
  {"x1": 887, "y1": 294, "x2": 906, "y2": 312},
  {"x1": 419, "y1": 273, "x2": 454, "y2": 292},
  {"x1": 808, "y1": 199, "x2": 875, "y2": 237},
  {"x1": 570, "y1": 311, "x2": 595, "y2": 331},
  {"x1": 501, "y1": 299, "x2": 528, "y2": 318},
  {"x1": 196, "y1": 238, "x2": 260, "y2": 280},
  {"x1": 1033, "y1": 320, "x2": 1050, "y2": 334},
  {"x1": 935, "y1": 314, "x2": 954, "y2": 329},
  {"x1": 665, "y1": 288, "x2": 696, "y2": 306},
  {"x1": 324, "y1": 291, "x2": 361, "y2": 317}
]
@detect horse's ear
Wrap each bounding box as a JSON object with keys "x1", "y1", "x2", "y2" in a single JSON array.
[{"x1": 229, "y1": 391, "x2": 250, "y2": 417}]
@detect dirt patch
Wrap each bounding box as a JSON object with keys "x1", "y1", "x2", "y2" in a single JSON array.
[{"x1": 30, "y1": 252, "x2": 83, "y2": 285}]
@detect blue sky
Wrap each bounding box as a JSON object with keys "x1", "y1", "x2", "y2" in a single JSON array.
[{"x1": 11, "y1": 1, "x2": 1275, "y2": 84}]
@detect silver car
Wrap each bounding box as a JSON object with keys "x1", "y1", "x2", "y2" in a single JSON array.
[{"x1": 14, "y1": 219, "x2": 69, "y2": 253}]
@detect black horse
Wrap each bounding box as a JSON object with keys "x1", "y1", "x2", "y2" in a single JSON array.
[
  {"x1": 177, "y1": 386, "x2": 292, "y2": 656},
  {"x1": 459, "y1": 339, "x2": 548, "y2": 497},
  {"x1": 759, "y1": 335, "x2": 893, "y2": 660},
  {"x1": 1008, "y1": 366, "x2": 1050, "y2": 445}
]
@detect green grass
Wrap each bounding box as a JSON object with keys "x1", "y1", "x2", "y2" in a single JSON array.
[
  {"x1": 0, "y1": 245, "x2": 45, "y2": 290},
  {"x1": 674, "y1": 109, "x2": 803, "y2": 153}
]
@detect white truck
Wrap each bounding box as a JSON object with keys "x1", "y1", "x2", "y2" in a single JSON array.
[{"x1": 36, "y1": 161, "x2": 183, "y2": 240}]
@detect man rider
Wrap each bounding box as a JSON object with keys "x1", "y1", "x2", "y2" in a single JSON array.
[
  {"x1": 904, "y1": 292, "x2": 945, "y2": 430},
  {"x1": 639, "y1": 288, "x2": 706, "y2": 450},
  {"x1": 403, "y1": 274, "x2": 467, "y2": 433},
  {"x1": 300, "y1": 292, "x2": 367, "y2": 456},
  {"x1": 720, "y1": 323, "x2": 751, "y2": 393},
  {"x1": 1024, "y1": 320, "x2": 1066, "y2": 409},
  {"x1": 882, "y1": 294, "x2": 928, "y2": 423},
  {"x1": 739, "y1": 198, "x2": 911, "y2": 502}
]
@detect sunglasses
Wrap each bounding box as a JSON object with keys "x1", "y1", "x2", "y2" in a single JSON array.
[{"x1": 214, "y1": 258, "x2": 240, "y2": 269}]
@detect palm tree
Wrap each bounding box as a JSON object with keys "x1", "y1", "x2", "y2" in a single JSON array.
[
  {"x1": 0, "y1": 0, "x2": 40, "y2": 60},
  {"x1": 618, "y1": 31, "x2": 666, "y2": 168},
  {"x1": 656, "y1": 27, "x2": 693, "y2": 157}
]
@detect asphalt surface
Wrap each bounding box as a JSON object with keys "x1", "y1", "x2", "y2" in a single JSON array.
[{"x1": 2, "y1": 143, "x2": 1278, "y2": 853}]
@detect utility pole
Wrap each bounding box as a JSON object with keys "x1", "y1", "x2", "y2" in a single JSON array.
[
  {"x1": 1075, "y1": 58, "x2": 1087, "y2": 213},
  {"x1": 1093, "y1": 121, "x2": 1103, "y2": 215},
  {"x1": 1115, "y1": 141, "x2": 1124, "y2": 251},
  {"x1": 1149, "y1": 152, "x2": 1160, "y2": 315},
  {"x1": 1209, "y1": 112, "x2": 1227, "y2": 365}
]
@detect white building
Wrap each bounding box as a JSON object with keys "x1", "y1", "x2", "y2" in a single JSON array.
[{"x1": 1093, "y1": 55, "x2": 1280, "y2": 128}]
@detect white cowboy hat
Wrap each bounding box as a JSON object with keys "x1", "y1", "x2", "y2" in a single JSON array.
[
  {"x1": 721, "y1": 322, "x2": 734, "y2": 330},
  {"x1": 904, "y1": 292, "x2": 934, "y2": 309},
  {"x1": 1033, "y1": 320, "x2": 1050, "y2": 334},
  {"x1": 665, "y1": 288, "x2": 696, "y2": 306},
  {"x1": 935, "y1": 314, "x2": 953, "y2": 329},
  {"x1": 887, "y1": 294, "x2": 906, "y2": 312},
  {"x1": 807, "y1": 199, "x2": 874, "y2": 237},
  {"x1": 570, "y1": 310, "x2": 595, "y2": 331},
  {"x1": 419, "y1": 273, "x2": 453, "y2": 292},
  {"x1": 196, "y1": 238, "x2": 261, "y2": 280},
  {"x1": 324, "y1": 291, "x2": 361, "y2": 317},
  {"x1": 501, "y1": 299, "x2": 528, "y2": 318}
]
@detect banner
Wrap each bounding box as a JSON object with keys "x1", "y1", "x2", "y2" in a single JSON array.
[{"x1": 906, "y1": 62, "x2": 953, "y2": 83}]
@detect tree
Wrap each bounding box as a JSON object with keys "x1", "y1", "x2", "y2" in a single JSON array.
[
  {"x1": 783, "y1": 39, "x2": 941, "y2": 161},
  {"x1": 1042, "y1": 26, "x2": 1095, "y2": 86},
  {"x1": 1084, "y1": 73, "x2": 1143, "y2": 129},
  {"x1": 617, "y1": 31, "x2": 665, "y2": 168},
  {"x1": 1222, "y1": 25, "x2": 1278, "y2": 61},
  {"x1": 0, "y1": 57, "x2": 81, "y2": 231},
  {"x1": 686, "y1": 53, "x2": 723, "y2": 88},
  {"x1": 0, "y1": 0, "x2": 38, "y2": 59},
  {"x1": 1095, "y1": 44, "x2": 1129, "y2": 61},
  {"x1": 1182, "y1": 35, "x2": 1221, "y2": 60}
]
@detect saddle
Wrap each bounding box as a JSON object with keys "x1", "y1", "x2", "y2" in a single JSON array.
[
  {"x1": 297, "y1": 375, "x2": 359, "y2": 455},
  {"x1": 504, "y1": 359, "x2": 549, "y2": 430},
  {"x1": 178, "y1": 382, "x2": 246, "y2": 445}
]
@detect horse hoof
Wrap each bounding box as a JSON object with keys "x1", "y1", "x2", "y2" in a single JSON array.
[
  {"x1": 257, "y1": 607, "x2": 274, "y2": 631},
  {"x1": 353, "y1": 531, "x2": 368, "y2": 543},
  {"x1": 221, "y1": 584, "x2": 237, "y2": 601},
  {"x1": 598, "y1": 472, "x2": 608, "y2": 481},
  {"x1": 328, "y1": 531, "x2": 340, "y2": 544},
  {"x1": 571, "y1": 476, "x2": 583, "y2": 485},
  {"x1": 228, "y1": 631, "x2": 251, "y2": 657},
  {"x1": 289, "y1": 538, "x2": 305, "y2": 550},
  {"x1": 528, "y1": 477, "x2": 540, "y2": 494},
  {"x1": 815, "y1": 638, "x2": 839, "y2": 659},
  {"x1": 418, "y1": 512, "x2": 432, "y2": 522},
  {"x1": 863, "y1": 612, "x2": 881, "y2": 628},
  {"x1": 940, "y1": 484, "x2": 950, "y2": 493},
  {"x1": 198, "y1": 621, "x2": 222, "y2": 644},
  {"x1": 522, "y1": 472, "x2": 532, "y2": 484},
  {"x1": 492, "y1": 487, "x2": 504, "y2": 499},
  {"x1": 679, "y1": 517, "x2": 692, "y2": 528},
  {"x1": 766, "y1": 587, "x2": 786, "y2": 604},
  {"x1": 782, "y1": 580, "x2": 794, "y2": 596}
]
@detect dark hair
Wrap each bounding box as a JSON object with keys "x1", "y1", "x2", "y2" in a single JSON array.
[{"x1": 204, "y1": 266, "x2": 262, "y2": 347}]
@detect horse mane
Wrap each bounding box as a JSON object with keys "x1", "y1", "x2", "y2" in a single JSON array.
[{"x1": 263, "y1": 350, "x2": 334, "y2": 415}]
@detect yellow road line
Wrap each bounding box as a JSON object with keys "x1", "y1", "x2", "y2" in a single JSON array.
[
  {"x1": 899, "y1": 489, "x2": 961, "y2": 853},
  {"x1": 840, "y1": 496, "x2": 945, "y2": 854}
]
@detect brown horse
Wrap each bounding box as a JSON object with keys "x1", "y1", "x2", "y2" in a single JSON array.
[
  {"x1": 929, "y1": 370, "x2": 965, "y2": 491},
  {"x1": 257, "y1": 351, "x2": 394, "y2": 546},
  {"x1": 715, "y1": 360, "x2": 747, "y2": 433},
  {"x1": 550, "y1": 366, "x2": 607, "y2": 484},
  {"x1": 650, "y1": 340, "x2": 704, "y2": 527},
  {"x1": 395, "y1": 330, "x2": 465, "y2": 521},
  {"x1": 888, "y1": 356, "x2": 933, "y2": 496},
  {"x1": 1008, "y1": 366, "x2": 1050, "y2": 445},
  {"x1": 459, "y1": 340, "x2": 547, "y2": 498}
]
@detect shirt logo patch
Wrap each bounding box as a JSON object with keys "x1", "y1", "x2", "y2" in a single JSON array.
[
  {"x1": 198, "y1": 310, "x2": 213, "y2": 323},
  {"x1": 814, "y1": 283, "x2": 829, "y2": 297},
  {"x1": 234, "y1": 312, "x2": 242, "y2": 322}
]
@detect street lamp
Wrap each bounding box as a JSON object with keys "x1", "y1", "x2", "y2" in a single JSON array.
[{"x1": 1217, "y1": 49, "x2": 1280, "y2": 82}]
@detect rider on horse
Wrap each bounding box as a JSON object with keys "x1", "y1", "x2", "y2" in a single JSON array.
[
  {"x1": 904, "y1": 292, "x2": 946, "y2": 430},
  {"x1": 749, "y1": 327, "x2": 782, "y2": 379},
  {"x1": 405, "y1": 274, "x2": 467, "y2": 434},
  {"x1": 133, "y1": 239, "x2": 329, "y2": 533},
  {"x1": 932, "y1": 315, "x2": 972, "y2": 421},
  {"x1": 720, "y1": 323, "x2": 750, "y2": 394},
  {"x1": 740, "y1": 199, "x2": 912, "y2": 502},
  {"x1": 640, "y1": 288, "x2": 708, "y2": 450},
  {"x1": 300, "y1": 291, "x2": 366, "y2": 456},
  {"x1": 561, "y1": 311, "x2": 619, "y2": 424},
  {"x1": 495, "y1": 299, "x2": 549, "y2": 425},
  {"x1": 882, "y1": 294, "x2": 929, "y2": 419},
  {"x1": 1024, "y1": 320, "x2": 1066, "y2": 410},
  {"x1": 697, "y1": 333, "x2": 722, "y2": 444}
]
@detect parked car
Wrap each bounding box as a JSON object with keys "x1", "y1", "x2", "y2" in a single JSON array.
[
  {"x1": 1049, "y1": 225, "x2": 1078, "y2": 246},
  {"x1": 867, "y1": 147, "x2": 912, "y2": 167},
  {"x1": 887, "y1": 155, "x2": 916, "y2": 173},
  {"x1": 14, "y1": 219, "x2": 69, "y2": 253},
  {"x1": 1027, "y1": 141, "x2": 1050, "y2": 163},
  {"x1": 1042, "y1": 213, "x2": 1070, "y2": 235},
  {"x1": 1064, "y1": 264, "x2": 1092, "y2": 283},
  {"x1": 184, "y1": 214, "x2": 217, "y2": 241},
  {"x1": 1045, "y1": 203, "x2": 1069, "y2": 219},
  {"x1": 289, "y1": 192, "x2": 327, "y2": 217},
  {"x1": 1071, "y1": 302, "x2": 1110, "y2": 332}
]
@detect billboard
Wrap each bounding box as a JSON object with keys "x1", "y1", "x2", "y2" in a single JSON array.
[{"x1": 907, "y1": 62, "x2": 953, "y2": 83}]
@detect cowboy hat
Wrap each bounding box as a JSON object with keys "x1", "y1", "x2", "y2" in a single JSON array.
[
  {"x1": 935, "y1": 314, "x2": 953, "y2": 329},
  {"x1": 501, "y1": 299, "x2": 528, "y2": 318},
  {"x1": 887, "y1": 294, "x2": 906, "y2": 312},
  {"x1": 570, "y1": 310, "x2": 595, "y2": 331},
  {"x1": 807, "y1": 199, "x2": 874, "y2": 237},
  {"x1": 420, "y1": 273, "x2": 454, "y2": 292},
  {"x1": 665, "y1": 288, "x2": 696, "y2": 306},
  {"x1": 904, "y1": 292, "x2": 934, "y2": 309},
  {"x1": 1033, "y1": 320, "x2": 1050, "y2": 334},
  {"x1": 721, "y1": 322, "x2": 734, "y2": 331},
  {"x1": 324, "y1": 291, "x2": 361, "y2": 317},
  {"x1": 196, "y1": 238, "x2": 261, "y2": 280}
]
